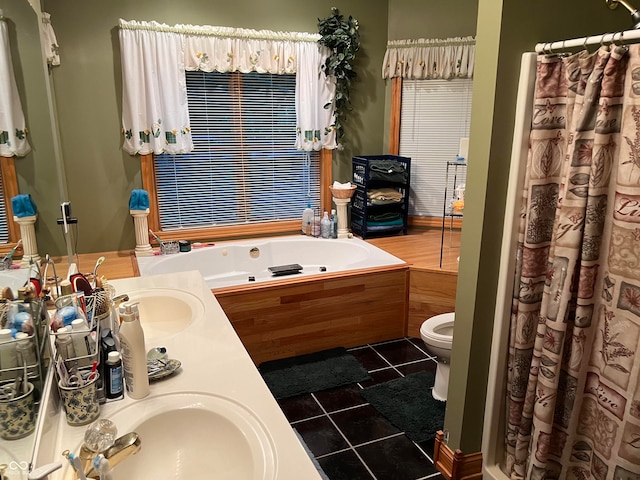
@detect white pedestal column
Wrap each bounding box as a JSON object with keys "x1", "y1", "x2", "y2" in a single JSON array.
[
  {"x1": 130, "y1": 209, "x2": 153, "y2": 256},
  {"x1": 13, "y1": 214, "x2": 39, "y2": 268},
  {"x1": 332, "y1": 198, "x2": 352, "y2": 239}
]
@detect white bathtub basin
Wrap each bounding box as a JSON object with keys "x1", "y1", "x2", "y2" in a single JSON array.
[
  {"x1": 123, "y1": 288, "x2": 205, "y2": 340},
  {"x1": 63, "y1": 393, "x2": 276, "y2": 480}
]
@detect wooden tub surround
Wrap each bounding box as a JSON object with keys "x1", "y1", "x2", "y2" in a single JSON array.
[{"x1": 214, "y1": 265, "x2": 409, "y2": 364}]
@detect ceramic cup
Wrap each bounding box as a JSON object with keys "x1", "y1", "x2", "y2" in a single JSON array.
[
  {"x1": 58, "y1": 374, "x2": 100, "y2": 426},
  {"x1": 0, "y1": 381, "x2": 36, "y2": 440}
]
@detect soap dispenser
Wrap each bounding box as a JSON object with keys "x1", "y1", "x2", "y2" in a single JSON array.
[{"x1": 118, "y1": 303, "x2": 149, "y2": 399}]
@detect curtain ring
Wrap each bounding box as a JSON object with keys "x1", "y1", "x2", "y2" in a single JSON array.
[
  {"x1": 583, "y1": 35, "x2": 590, "y2": 51},
  {"x1": 601, "y1": 32, "x2": 611, "y2": 47},
  {"x1": 612, "y1": 31, "x2": 620, "y2": 46},
  {"x1": 547, "y1": 42, "x2": 554, "y2": 54}
]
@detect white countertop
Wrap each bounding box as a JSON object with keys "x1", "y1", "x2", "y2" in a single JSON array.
[{"x1": 42, "y1": 270, "x2": 322, "y2": 479}]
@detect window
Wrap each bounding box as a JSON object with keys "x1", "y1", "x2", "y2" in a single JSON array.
[
  {"x1": 0, "y1": 157, "x2": 20, "y2": 248},
  {"x1": 154, "y1": 71, "x2": 320, "y2": 231},
  {"x1": 399, "y1": 79, "x2": 472, "y2": 218}
]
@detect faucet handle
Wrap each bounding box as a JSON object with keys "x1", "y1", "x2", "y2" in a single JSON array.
[{"x1": 28, "y1": 462, "x2": 62, "y2": 480}]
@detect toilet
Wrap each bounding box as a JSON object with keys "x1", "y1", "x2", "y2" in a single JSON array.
[{"x1": 420, "y1": 312, "x2": 455, "y2": 402}]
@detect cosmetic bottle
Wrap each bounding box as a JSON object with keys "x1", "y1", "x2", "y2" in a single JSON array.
[
  {"x1": 0, "y1": 328, "x2": 17, "y2": 380},
  {"x1": 55, "y1": 326, "x2": 76, "y2": 361},
  {"x1": 105, "y1": 351, "x2": 124, "y2": 400},
  {"x1": 15, "y1": 332, "x2": 37, "y2": 366},
  {"x1": 302, "y1": 203, "x2": 314, "y2": 235},
  {"x1": 71, "y1": 318, "x2": 92, "y2": 366},
  {"x1": 321, "y1": 211, "x2": 331, "y2": 238},
  {"x1": 118, "y1": 303, "x2": 149, "y2": 399}
]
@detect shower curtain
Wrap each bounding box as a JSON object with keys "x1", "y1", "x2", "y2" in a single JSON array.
[{"x1": 505, "y1": 44, "x2": 640, "y2": 480}]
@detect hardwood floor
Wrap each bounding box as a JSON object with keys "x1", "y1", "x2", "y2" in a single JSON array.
[{"x1": 367, "y1": 227, "x2": 461, "y2": 272}]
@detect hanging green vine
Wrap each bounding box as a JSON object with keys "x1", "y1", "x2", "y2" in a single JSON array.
[{"x1": 318, "y1": 7, "x2": 360, "y2": 146}]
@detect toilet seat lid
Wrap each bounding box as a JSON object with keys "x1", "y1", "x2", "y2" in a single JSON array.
[{"x1": 420, "y1": 312, "x2": 455, "y2": 347}]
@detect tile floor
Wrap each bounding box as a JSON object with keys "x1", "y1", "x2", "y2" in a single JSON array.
[{"x1": 272, "y1": 338, "x2": 446, "y2": 480}]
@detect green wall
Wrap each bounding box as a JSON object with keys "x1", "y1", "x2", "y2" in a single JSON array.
[{"x1": 42, "y1": 0, "x2": 389, "y2": 254}]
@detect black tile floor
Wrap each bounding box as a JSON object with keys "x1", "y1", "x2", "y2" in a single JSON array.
[{"x1": 272, "y1": 337, "x2": 446, "y2": 480}]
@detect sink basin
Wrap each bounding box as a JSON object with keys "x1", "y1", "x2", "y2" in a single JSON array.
[
  {"x1": 64, "y1": 393, "x2": 277, "y2": 479},
  {"x1": 124, "y1": 288, "x2": 205, "y2": 340}
]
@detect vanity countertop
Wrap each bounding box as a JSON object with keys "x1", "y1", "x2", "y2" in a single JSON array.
[{"x1": 39, "y1": 270, "x2": 322, "y2": 479}]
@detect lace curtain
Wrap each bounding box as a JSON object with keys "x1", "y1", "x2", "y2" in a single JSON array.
[
  {"x1": 119, "y1": 19, "x2": 336, "y2": 155},
  {"x1": 382, "y1": 36, "x2": 475, "y2": 80},
  {"x1": 0, "y1": 19, "x2": 30, "y2": 157}
]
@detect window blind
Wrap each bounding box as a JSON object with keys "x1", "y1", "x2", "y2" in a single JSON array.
[
  {"x1": 399, "y1": 79, "x2": 472, "y2": 217},
  {"x1": 156, "y1": 71, "x2": 320, "y2": 230}
]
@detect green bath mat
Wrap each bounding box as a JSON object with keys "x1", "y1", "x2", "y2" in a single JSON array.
[
  {"x1": 259, "y1": 347, "x2": 371, "y2": 399},
  {"x1": 362, "y1": 370, "x2": 446, "y2": 443}
]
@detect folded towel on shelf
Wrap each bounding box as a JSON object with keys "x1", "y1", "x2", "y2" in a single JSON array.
[
  {"x1": 368, "y1": 211, "x2": 401, "y2": 222},
  {"x1": 367, "y1": 218, "x2": 404, "y2": 227},
  {"x1": 369, "y1": 159, "x2": 408, "y2": 183},
  {"x1": 11, "y1": 194, "x2": 37, "y2": 218},
  {"x1": 369, "y1": 198, "x2": 402, "y2": 206},
  {"x1": 129, "y1": 189, "x2": 150, "y2": 210},
  {"x1": 367, "y1": 188, "x2": 403, "y2": 201},
  {"x1": 367, "y1": 223, "x2": 404, "y2": 231}
]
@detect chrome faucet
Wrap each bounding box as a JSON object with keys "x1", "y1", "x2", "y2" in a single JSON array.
[{"x1": 76, "y1": 432, "x2": 142, "y2": 479}]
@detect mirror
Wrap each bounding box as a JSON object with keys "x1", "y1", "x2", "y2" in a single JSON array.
[{"x1": 0, "y1": 0, "x2": 60, "y2": 475}]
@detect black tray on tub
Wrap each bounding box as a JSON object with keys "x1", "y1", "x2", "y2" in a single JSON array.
[{"x1": 268, "y1": 264, "x2": 303, "y2": 277}]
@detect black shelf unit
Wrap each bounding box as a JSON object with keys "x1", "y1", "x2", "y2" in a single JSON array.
[{"x1": 351, "y1": 155, "x2": 411, "y2": 239}]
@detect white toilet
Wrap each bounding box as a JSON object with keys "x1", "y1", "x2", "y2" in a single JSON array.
[{"x1": 420, "y1": 312, "x2": 455, "y2": 402}]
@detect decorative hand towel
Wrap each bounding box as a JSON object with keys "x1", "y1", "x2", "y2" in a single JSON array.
[
  {"x1": 129, "y1": 189, "x2": 150, "y2": 210},
  {"x1": 11, "y1": 194, "x2": 37, "y2": 218}
]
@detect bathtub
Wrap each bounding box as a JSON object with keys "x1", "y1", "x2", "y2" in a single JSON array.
[
  {"x1": 136, "y1": 236, "x2": 406, "y2": 289},
  {"x1": 135, "y1": 235, "x2": 409, "y2": 364}
]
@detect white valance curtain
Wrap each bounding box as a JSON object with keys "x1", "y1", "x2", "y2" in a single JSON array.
[
  {"x1": 0, "y1": 19, "x2": 30, "y2": 157},
  {"x1": 382, "y1": 36, "x2": 475, "y2": 80},
  {"x1": 119, "y1": 19, "x2": 336, "y2": 155}
]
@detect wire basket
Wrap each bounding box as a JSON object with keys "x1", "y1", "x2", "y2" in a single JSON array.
[{"x1": 330, "y1": 185, "x2": 357, "y2": 199}]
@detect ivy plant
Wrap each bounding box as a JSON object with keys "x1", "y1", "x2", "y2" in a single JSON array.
[{"x1": 318, "y1": 7, "x2": 360, "y2": 146}]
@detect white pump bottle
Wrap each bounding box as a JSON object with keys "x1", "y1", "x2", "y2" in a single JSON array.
[{"x1": 118, "y1": 303, "x2": 149, "y2": 399}]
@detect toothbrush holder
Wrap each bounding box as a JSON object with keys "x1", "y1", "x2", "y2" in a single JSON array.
[{"x1": 0, "y1": 381, "x2": 36, "y2": 440}]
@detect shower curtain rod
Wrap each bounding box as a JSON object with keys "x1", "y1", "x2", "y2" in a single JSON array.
[{"x1": 535, "y1": 28, "x2": 640, "y2": 53}]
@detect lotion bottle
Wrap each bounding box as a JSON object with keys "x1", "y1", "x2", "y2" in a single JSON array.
[
  {"x1": 118, "y1": 303, "x2": 149, "y2": 399},
  {"x1": 302, "y1": 203, "x2": 314, "y2": 235}
]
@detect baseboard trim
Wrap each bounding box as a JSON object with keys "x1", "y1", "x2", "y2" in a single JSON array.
[{"x1": 433, "y1": 430, "x2": 483, "y2": 480}]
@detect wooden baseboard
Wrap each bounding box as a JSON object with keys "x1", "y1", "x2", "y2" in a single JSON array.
[{"x1": 433, "y1": 431, "x2": 483, "y2": 480}]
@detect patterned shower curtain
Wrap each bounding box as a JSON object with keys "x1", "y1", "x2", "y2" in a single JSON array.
[{"x1": 505, "y1": 44, "x2": 640, "y2": 480}]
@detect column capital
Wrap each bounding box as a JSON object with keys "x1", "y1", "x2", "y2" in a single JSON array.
[
  {"x1": 130, "y1": 209, "x2": 150, "y2": 217},
  {"x1": 13, "y1": 214, "x2": 38, "y2": 224}
]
